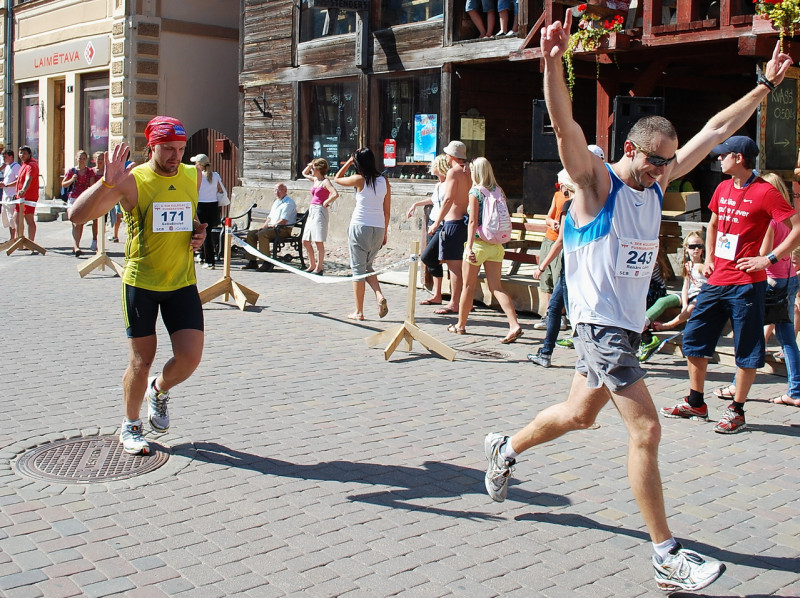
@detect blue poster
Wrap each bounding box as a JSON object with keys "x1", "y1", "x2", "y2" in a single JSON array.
[{"x1": 413, "y1": 114, "x2": 437, "y2": 162}]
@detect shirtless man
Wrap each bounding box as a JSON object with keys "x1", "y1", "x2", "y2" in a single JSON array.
[{"x1": 428, "y1": 140, "x2": 471, "y2": 315}]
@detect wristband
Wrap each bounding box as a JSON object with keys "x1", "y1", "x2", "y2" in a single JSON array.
[
  {"x1": 757, "y1": 75, "x2": 776, "y2": 91},
  {"x1": 767, "y1": 252, "x2": 779, "y2": 264},
  {"x1": 101, "y1": 177, "x2": 115, "y2": 189}
]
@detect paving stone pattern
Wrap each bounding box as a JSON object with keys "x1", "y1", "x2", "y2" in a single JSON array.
[{"x1": 0, "y1": 220, "x2": 799, "y2": 597}]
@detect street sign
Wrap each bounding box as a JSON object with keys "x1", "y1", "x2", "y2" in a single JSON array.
[{"x1": 308, "y1": 0, "x2": 369, "y2": 11}]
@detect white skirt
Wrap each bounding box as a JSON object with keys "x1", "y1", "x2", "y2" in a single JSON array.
[{"x1": 302, "y1": 204, "x2": 329, "y2": 243}]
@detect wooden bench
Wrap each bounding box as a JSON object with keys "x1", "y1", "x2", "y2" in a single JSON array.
[
  {"x1": 504, "y1": 214, "x2": 548, "y2": 275},
  {"x1": 226, "y1": 204, "x2": 309, "y2": 269}
]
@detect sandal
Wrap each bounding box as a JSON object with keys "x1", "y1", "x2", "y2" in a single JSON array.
[
  {"x1": 770, "y1": 395, "x2": 800, "y2": 407},
  {"x1": 420, "y1": 299, "x2": 442, "y2": 306},
  {"x1": 446, "y1": 324, "x2": 466, "y2": 335},
  {"x1": 713, "y1": 385, "x2": 736, "y2": 399},
  {"x1": 434, "y1": 307, "x2": 458, "y2": 315},
  {"x1": 347, "y1": 312, "x2": 365, "y2": 321},
  {"x1": 501, "y1": 328, "x2": 524, "y2": 344},
  {"x1": 377, "y1": 298, "x2": 389, "y2": 318}
]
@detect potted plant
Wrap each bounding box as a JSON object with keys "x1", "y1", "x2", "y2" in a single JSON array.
[
  {"x1": 564, "y1": 6, "x2": 626, "y2": 93},
  {"x1": 753, "y1": 0, "x2": 800, "y2": 48}
]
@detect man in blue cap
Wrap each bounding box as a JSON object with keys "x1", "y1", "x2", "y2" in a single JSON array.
[{"x1": 661, "y1": 135, "x2": 800, "y2": 433}]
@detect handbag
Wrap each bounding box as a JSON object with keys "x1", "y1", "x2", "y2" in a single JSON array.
[
  {"x1": 216, "y1": 189, "x2": 230, "y2": 207},
  {"x1": 764, "y1": 284, "x2": 791, "y2": 324}
]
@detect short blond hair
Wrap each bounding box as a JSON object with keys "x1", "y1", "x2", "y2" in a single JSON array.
[
  {"x1": 430, "y1": 154, "x2": 450, "y2": 178},
  {"x1": 470, "y1": 157, "x2": 497, "y2": 189},
  {"x1": 311, "y1": 158, "x2": 329, "y2": 176}
]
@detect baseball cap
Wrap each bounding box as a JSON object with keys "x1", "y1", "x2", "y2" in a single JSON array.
[
  {"x1": 443, "y1": 140, "x2": 467, "y2": 160},
  {"x1": 190, "y1": 154, "x2": 210, "y2": 166},
  {"x1": 557, "y1": 169, "x2": 576, "y2": 191},
  {"x1": 711, "y1": 136, "x2": 758, "y2": 159},
  {"x1": 587, "y1": 144, "x2": 605, "y2": 161}
]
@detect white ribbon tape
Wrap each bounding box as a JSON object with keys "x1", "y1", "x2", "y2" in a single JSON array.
[
  {"x1": 230, "y1": 235, "x2": 413, "y2": 283},
  {"x1": 0, "y1": 198, "x2": 38, "y2": 208}
]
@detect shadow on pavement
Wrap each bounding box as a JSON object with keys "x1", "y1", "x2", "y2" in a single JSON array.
[
  {"x1": 182, "y1": 441, "x2": 571, "y2": 520},
  {"x1": 516, "y1": 511, "x2": 798, "y2": 573}
]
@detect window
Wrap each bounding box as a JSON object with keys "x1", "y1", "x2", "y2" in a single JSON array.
[
  {"x1": 19, "y1": 82, "x2": 39, "y2": 158},
  {"x1": 302, "y1": 80, "x2": 359, "y2": 172},
  {"x1": 379, "y1": 72, "x2": 441, "y2": 179},
  {"x1": 380, "y1": 0, "x2": 444, "y2": 28},
  {"x1": 81, "y1": 74, "x2": 109, "y2": 161},
  {"x1": 300, "y1": 3, "x2": 357, "y2": 41}
]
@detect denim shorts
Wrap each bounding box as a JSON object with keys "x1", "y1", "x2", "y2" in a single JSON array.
[
  {"x1": 682, "y1": 281, "x2": 766, "y2": 369},
  {"x1": 497, "y1": 0, "x2": 517, "y2": 12},
  {"x1": 466, "y1": 0, "x2": 494, "y2": 12},
  {"x1": 573, "y1": 323, "x2": 645, "y2": 392}
]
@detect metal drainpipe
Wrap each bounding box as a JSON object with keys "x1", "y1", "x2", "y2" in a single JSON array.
[{"x1": 5, "y1": 0, "x2": 13, "y2": 146}]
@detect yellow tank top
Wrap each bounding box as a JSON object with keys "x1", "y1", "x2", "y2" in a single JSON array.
[{"x1": 122, "y1": 163, "x2": 198, "y2": 291}]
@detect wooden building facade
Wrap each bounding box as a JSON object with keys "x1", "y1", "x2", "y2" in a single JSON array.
[{"x1": 238, "y1": 0, "x2": 799, "y2": 245}]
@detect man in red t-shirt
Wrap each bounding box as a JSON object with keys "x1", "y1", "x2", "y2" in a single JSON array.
[
  {"x1": 15, "y1": 146, "x2": 39, "y2": 241},
  {"x1": 662, "y1": 136, "x2": 800, "y2": 433}
]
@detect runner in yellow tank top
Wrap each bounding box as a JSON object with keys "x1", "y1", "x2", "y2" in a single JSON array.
[{"x1": 67, "y1": 116, "x2": 206, "y2": 456}]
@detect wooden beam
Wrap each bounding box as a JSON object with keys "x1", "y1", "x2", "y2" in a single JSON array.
[{"x1": 596, "y1": 77, "x2": 615, "y2": 156}]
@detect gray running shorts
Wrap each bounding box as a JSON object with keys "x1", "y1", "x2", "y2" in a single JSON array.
[{"x1": 572, "y1": 323, "x2": 646, "y2": 392}]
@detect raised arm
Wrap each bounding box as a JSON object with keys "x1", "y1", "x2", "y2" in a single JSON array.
[
  {"x1": 333, "y1": 156, "x2": 363, "y2": 188},
  {"x1": 541, "y1": 13, "x2": 609, "y2": 215},
  {"x1": 670, "y1": 42, "x2": 792, "y2": 182},
  {"x1": 68, "y1": 143, "x2": 136, "y2": 225}
]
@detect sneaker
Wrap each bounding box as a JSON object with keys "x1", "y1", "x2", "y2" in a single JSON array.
[
  {"x1": 202, "y1": 262, "x2": 215, "y2": 270},
  {"x1": 527, "y1": 352, "x2": 551, "y2": 368},
  {"x1": 146, "y1": 377, "x2": 170, "y2": 433},
  {"x1": 560, "y1": 316, "x2": 568, "y2": 331},
  {"x1": 556, "y1": 338, "x2": 574, "y2": 349},
  {"x1": 484, "y1": 432, "x2": 515, "y2": 502},
  {"x1": 652, "y1": 543, "x2": 725, "y2": 592},
  {"x1": 639, "y1": 334, "x2": 661, "y2": 362},
  {"x1": 194, "y1": 254, "x2": 202, "y2": 263},
  {"x1": 107, "y1": 234, "x2": 115, "y2": 241},
  {"x1": 533, "y1": 317, "x2": 548, "y2": 330},
  {"x1": 90, "y1": 239, "x2": 97, "y2": 252},
  {"x1": 713, "y1": 406, "x2": 746, "y2": 434},
  {"x1": 660, "y1": 398, "x2": 708, "y2": 421},
  {"x1": 119, "y1": 419, "x2": 150, "y2": 455}
]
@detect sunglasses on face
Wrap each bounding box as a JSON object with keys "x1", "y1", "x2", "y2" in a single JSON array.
[
  {"x1": 687, "y1": 244, "x2": 704, "y2": 250},
  {"x1": 629, "y1": 140, "x2": 676, "y2": 167}
]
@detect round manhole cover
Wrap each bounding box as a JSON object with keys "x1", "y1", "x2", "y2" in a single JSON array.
[
  {"x1": 15, "y1": 436, "x2": 169, "y2": 483},
  {"x1": 459, "y1": 347, "x2": 512, "y2": 361}
]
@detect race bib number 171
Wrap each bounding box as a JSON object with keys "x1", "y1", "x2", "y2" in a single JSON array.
[{"x1": 152, "y1": 202, "x2": 192, "y2": 233}]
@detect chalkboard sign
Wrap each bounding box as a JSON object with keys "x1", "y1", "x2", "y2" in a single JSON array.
[{"x1": 764, "y1": 76, "x2": 797, "y2": 171}]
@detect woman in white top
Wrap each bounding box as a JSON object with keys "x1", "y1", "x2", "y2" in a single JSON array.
[
  {"x1": 334, "y1": 148, "x2": 391, "y2": 321},
  {"x1": 407, "y1": 154, "x2": 450, "y2": 305},
  {"x1": 191, "y1": 153, "x2": 228, "y2": 270}
]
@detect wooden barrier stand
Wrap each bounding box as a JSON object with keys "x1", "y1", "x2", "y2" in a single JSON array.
[
  {"x1": 77, "y1": 216, "x2": 123, "y2": 278},
  {"x1": 365, "y1": 241, "x2": 456, "y2": 361},
  {"x1": 199, "y1": 218, "x2": 259, "y2": 310},
  {"x1": 0, "y1": 199, "x2": 46, "y2": 256}
]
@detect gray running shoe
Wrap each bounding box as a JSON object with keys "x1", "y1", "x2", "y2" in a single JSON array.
[
  {"x1": 146, "y1": 377, "x2": 170, "y2": 433},
  {"x1": 484, "y1": 433, "x2": 515, "y2": 502},
  {"x1": 652, "y1": 543, "x2": 725, "y2": 593},
  {"x1": 119, "y1": 419, "x2": 150, "y2": 455},
  {"x1": 527, "y1": 352, "x2": 551, "y2": 368},
  {"x1": 533, "y1": 318, "x2": 548, "y2": 330}
]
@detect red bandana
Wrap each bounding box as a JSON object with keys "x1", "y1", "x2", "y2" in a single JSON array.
[{"x1": 144, "y1": 116, "x2": 187, "y2": 146}]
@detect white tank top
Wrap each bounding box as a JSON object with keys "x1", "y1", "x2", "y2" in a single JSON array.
[
  {"x1": 351, "y1": 176, "x2": 388, "y2": 229},
  {"x1": 563, "y1": 164, "x2": 663, "y2": 333}
]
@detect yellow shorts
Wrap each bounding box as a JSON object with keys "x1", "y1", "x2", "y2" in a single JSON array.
[{"x1": 465, "y1": 238, "x2": 505, "y2": 266}]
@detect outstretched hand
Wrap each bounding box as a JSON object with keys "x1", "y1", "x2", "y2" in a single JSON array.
[
  {"x1": 103, "y1": 143, "x2": 135, "y2": 187},
  {"x1": 540, "y1": 11, "x2": 572, "y2": 60},
  {"x1": 764, "y1": 40, "x2": 793, "y2": 86}
]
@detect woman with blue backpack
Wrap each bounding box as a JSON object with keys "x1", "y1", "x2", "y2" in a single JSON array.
[{"x1": 448, "y1": 157, "x2": 522, "y2": 343}]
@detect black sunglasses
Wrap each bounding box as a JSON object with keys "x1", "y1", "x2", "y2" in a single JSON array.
[
  {"x1": 687, "y1": 244, "x2": 704, "y2": 250},
  {"x1": 629, "y1": 140, "x2": 676, "y2": 167}
]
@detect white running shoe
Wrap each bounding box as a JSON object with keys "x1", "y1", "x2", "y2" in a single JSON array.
[
  {"x1": 533, "y1": 318, "x2": 548, "y2": 330},
  {"x1": 119, "y1": 419, "x2": 150, "y2": 455},
  {"x1": 484, "y1": 432, "x2": 515, "y2": 502},
  {"x1": 146, "y1": 377, "x2": 170, "y2": 433},
  {"x1": 652, "y1": 543, "x2": 725, "y2": 593}
]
